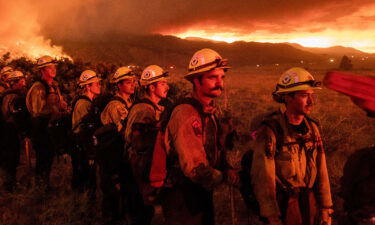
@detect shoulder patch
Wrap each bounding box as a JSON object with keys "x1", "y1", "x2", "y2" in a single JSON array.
[{"x1": 192, "y1": 119, "x2": 203, "y2": 136}]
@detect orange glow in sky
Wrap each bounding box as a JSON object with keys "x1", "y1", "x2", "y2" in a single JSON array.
[
  {"x1": 167, "y1": 29, "x2": 375, "y2": 52},
  {"x1": 161, "y1": 3, "x2": 375, "y2": 53}
]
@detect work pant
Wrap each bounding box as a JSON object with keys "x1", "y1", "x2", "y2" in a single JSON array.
[
  {"x1": 31, "y1": 118, "x2": 55, "y2": 187},
  {"x1": 32, "y1": 137, "x2": 55, "y2": 187},
  {"x1": 122, "y1": 159, "x2": 154, "y2": 225},
  {"x1": 71, "y1": 143, "x2": 96, "y2": 197},
  {"x1": 0, "y1": 123, "x2": 20, "y2": 192},
  {"x1": 277, "y1": 188, "x2": 318, "y2": 225},
  {"x1": 160, "y1": 182, "x2": 215, "y2": 225},
  {"x1": 99, "y1": 166, "x2": 122, "y2": 222}
]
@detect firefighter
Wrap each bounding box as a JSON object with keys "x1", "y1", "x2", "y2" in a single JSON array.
[
  {"x1": 100, "y1": 66, "x2": 136, "y2": 129},
  {"x1": 0, "y1": 70, "x2": 27, "y2": 192},
  {"x1": 251, "y1": 67, "x2": 333, "y2": 225},
  {"x1": 71, "y1": 70, "x2": 101, "y2": 193},
  {"x1": 0, "y1": 66, "x2": 13, "y2": 94},
  {"x1": 124, "y1": 65, "x2": 169, "y2": 225},
  {"x1": 26, "y1": 55, "x2": 68, "y2": 188},
  {"x1": 99, "y1": 66, "x2": 136, "y2": 222},
  {"x1": 159, "y1": 48, "x2": 238, "y2": 225}
]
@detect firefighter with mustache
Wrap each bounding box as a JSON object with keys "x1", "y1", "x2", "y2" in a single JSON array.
[
  {"x1": 123, "y1": 65, "x2": 170, "y2": 225},
  {"x1": 26, "y1": 55, "x2": 68, "y2": 188},
  {"x1": 251, "y1": 67, "x2": 333, "y2": 225},
  {"x1": 158, "y1": 48, "x2": 239, "y2": 225}
]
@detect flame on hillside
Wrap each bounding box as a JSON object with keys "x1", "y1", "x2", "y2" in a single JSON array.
[{"x1": 0, "y1": 1, "x2": 71, "y2": 62}]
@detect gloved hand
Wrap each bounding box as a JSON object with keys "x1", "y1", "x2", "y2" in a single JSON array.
[
  {"x1": 267, "y1": 216, "x2": 283, "y2": 225},
  {"x1": 115, "y1": 183, "x2": 121, "y2": 191},
  {"x1": 62, "y1": 153, "x2": 69, "y2": 164},
  {"x1": 319, "y1": 208, "x2": 333, "y2": 225},
  {"x1": 226, "y1": 169, "x2": 240, "y2": 186}
]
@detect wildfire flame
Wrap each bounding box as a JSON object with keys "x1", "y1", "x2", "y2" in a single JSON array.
[
  {"x1": 0, "y1": 1, "x2": 71, "y2": 62},
  {"x1": 0, "y1": 38, "x2": 71, "y2": 61}
]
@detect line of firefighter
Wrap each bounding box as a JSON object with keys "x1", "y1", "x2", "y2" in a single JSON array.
[{"x1": 0, "y1": 49, "x2": 335, "y2": 225}]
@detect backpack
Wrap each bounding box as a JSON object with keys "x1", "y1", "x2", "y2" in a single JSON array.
[
  {"x1": 120, "y1": 98, "x2": 161, "y2": 204},
  {"x1": 149, "y1": 97, "x2": 209, "y2": 188},
  {"x1": 92, "y1": 94, "x2": 130, "y2": 170},
  {"x1": 77, "y1": 92, "x2": 115, "y2": 133},
  {"x1": 6, "y1": 91, "x2": 31, "y2": 137},
  {"x1": 238, "y1": 112, "x2": 319, "y2": 217},
  {"x1": 0, "y1": 90, "x2": 30, "y2": 122},
  {"x1": 70, "y1": 95, "x2": 92, "y2": 131}
]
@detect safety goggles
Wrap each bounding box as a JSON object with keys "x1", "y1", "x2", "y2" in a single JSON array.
[
  {"x1": 115, "y1": 71, "x2": 136, "y2": 81},
  {"x1": 188, "y1": 58, "x2": 229, "y2": 72},
  {"x1": 146, "y1": 71, "x2": 169, "y2": 82}
]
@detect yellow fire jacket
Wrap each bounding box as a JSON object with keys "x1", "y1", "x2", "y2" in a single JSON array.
[{"x1": 251, "y1": 112, "x2": 333, "y2": 218}]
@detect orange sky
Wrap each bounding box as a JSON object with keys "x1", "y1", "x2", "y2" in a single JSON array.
[
  {"x1": 167, "y1": 29, "x2": 375, "y2": 53},
  {"x1": 157, "y1": 1, "x2": 375, "y2": 53}
]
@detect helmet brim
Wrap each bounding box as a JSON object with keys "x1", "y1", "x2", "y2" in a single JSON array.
[
  {"x1": 275, "y1": 85, "x2": 322, "y2": 94},
  {"x1": 110, "y1": 75, "x2": 136, "y2": 84},
  {"x1": 140, "y1": 76, "x2": 168, "y2": 86},
  {"x1": 37, "y1": 62, "x2": 57, "y2": 69},
  {"x1": 79, "y1": 77, "x2": 102, "y2": 86}
]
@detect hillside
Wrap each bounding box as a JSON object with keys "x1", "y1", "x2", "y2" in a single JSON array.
[{"x1": 50, "y1": 34, "x2": 374, "y2": 69}]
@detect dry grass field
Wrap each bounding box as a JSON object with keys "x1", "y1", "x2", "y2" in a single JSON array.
[{"x1": 0, "y1": 67, "x2": 374, "y2": 225}]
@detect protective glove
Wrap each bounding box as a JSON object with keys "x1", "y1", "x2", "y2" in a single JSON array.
[
  {"x1": 267, "y1": 216, "x2": 283, "y2": 225},
  {"x1": 319, "y1": 208, "x2": 333, "y2": 225}
]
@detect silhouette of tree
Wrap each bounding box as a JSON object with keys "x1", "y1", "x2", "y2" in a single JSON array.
[{"x1": 339, "y1": 55, "x2": 353, "y2": 70}]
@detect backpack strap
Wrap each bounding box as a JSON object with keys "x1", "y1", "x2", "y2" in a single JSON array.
[
  {"x1": 261, "y1": 117, "x2": 284, "y2": 155},
  {"x1": 71, "y1": 95, "x2": 91, "y2": 111},
  {"x1": 111, "y1": 96, "x2": 130, "y2": 110},
  {"x1": 132, "y1": 97, "x2": 158, "y2": 112},
  {"x1": 160, "y1": 97, "x2": 206, "y2": 132},
  {"x1": 36, "y1": 79, "x2": 52, "y2": 94},
  {"x1": 71, "y1": 95, "x2": 93, "y2": 131}
]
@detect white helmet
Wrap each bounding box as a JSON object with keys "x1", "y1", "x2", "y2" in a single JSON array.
[
  {"x1": 110, "y1": 66, "x2": 136, "y2": 84},
  {"x1": 185, "y1": 48, "x2": 230, "y2": 80},
  {"x1": 78, "y1": 70, "x2": 102, "y2": 86},
  {"x1": 140, "y1": 65, "x2": 168, "y2": 86},
  {"x1": 8, "y1": 70, "x2": 25, "y2": 81}
]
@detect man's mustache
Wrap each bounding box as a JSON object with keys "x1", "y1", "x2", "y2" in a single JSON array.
[{"x1": 210, "y1": 86, "x2": 223, "y2": 91}]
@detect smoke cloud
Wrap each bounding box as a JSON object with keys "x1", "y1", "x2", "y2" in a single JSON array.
[
  {"x1": 1, "y1": 0, "x2": 375, "y2": 59},
  {"x1": 34, "y1": 0, "x2": 375, "y2": 37}
]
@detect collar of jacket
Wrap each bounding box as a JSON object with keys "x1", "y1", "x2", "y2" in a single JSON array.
[
  {"x1": 144, "y1": 95, "x2": 164, "y2": 112},
  {"x1": 190, "y1": 92, "x2": 216, "y2": 114},
  {"x1": 115, "y1": 92, "x2": 133, "y2": 108}
]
